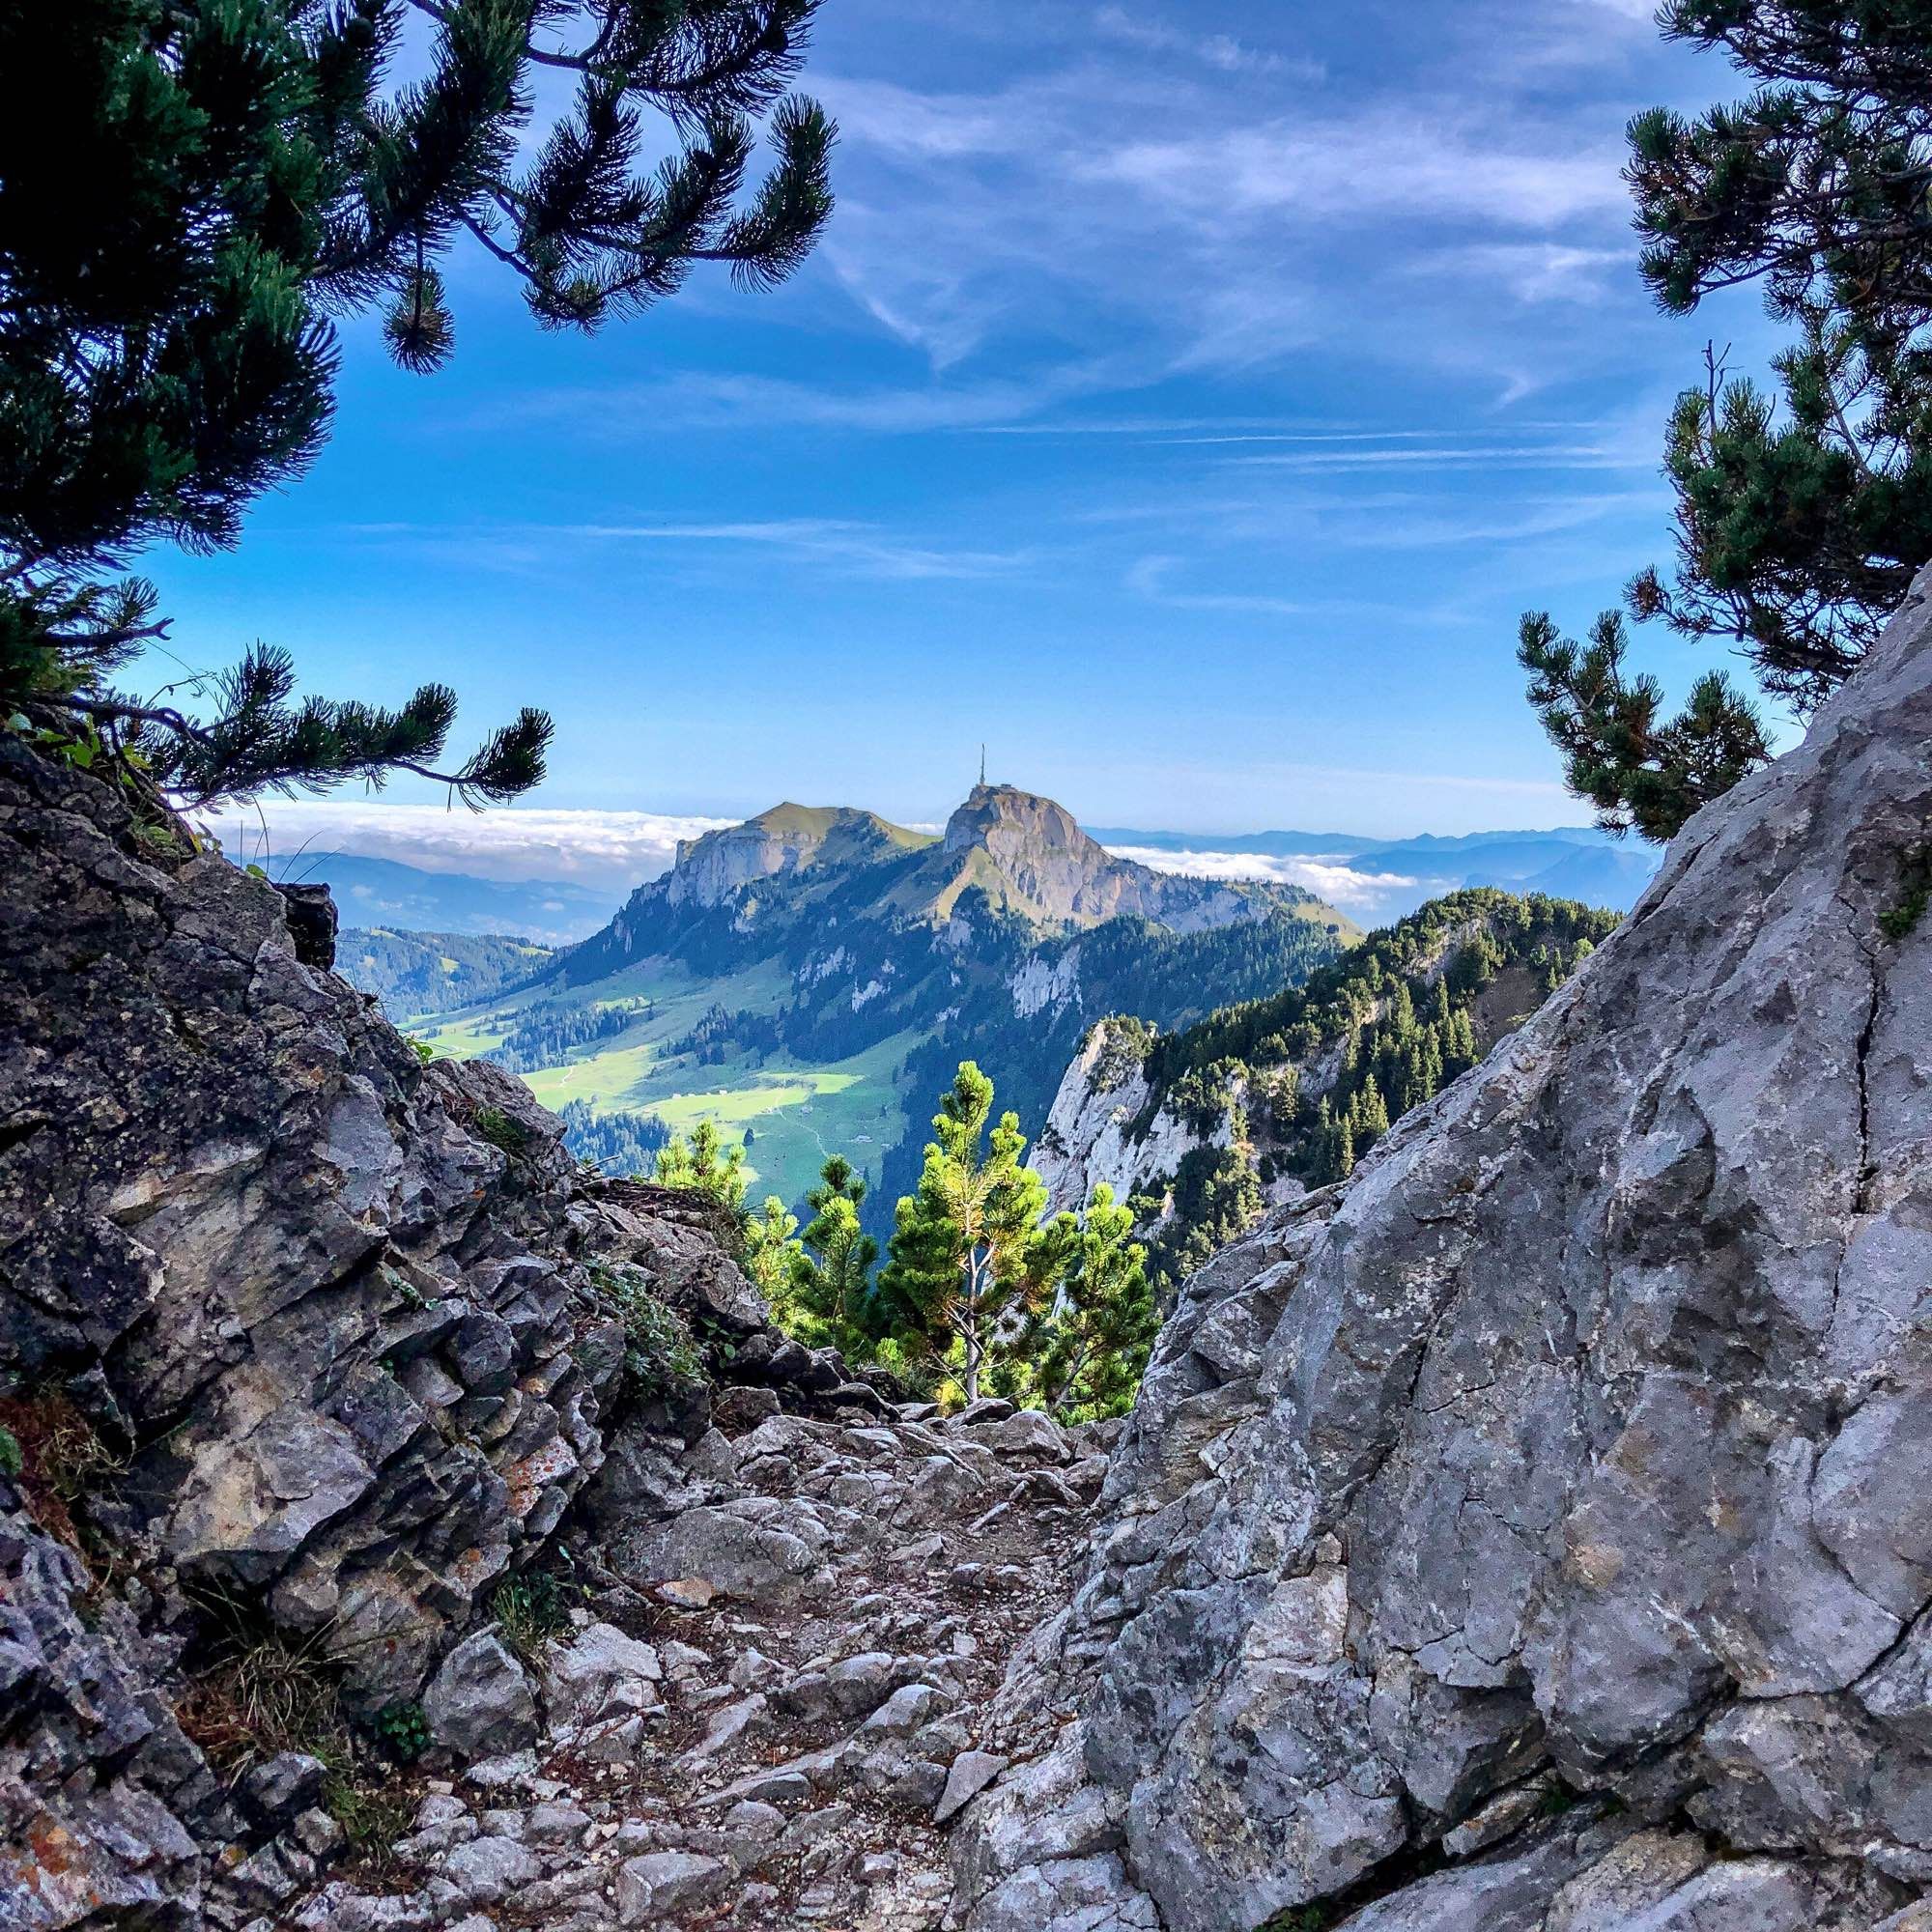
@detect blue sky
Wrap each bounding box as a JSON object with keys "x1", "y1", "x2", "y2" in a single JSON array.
[{"x1": 152, "y1": 0, "x2": 1793, "y2": 853}]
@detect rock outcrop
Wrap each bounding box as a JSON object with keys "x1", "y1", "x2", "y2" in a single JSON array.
[
  {"x1": 1030, "y1": 1018, "x2": 1229, "y2": 1219},
  {"x1": 948, "y1": 567, "x2": 1932, "y2": 1928},
  {"x1": 0, "y1": 738, "x2": 923, "y2": 1928}
]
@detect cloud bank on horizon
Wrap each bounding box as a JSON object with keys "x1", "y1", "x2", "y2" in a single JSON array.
[
  {"x1": 1103, "y1": 844, "x2": 1419, "y2": 915},
  {"x1": 202, "y1": 799, "x2": 736, "y2": 895}
]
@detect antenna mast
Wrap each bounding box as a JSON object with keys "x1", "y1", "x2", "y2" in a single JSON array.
[{"x1": 980, "y1": 743, "x2": 986, "y2": 786}]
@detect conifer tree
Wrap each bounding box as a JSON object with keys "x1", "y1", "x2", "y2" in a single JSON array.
[
  {"x1": 1018, "y1": 1185, "x2": 1157, "y2": 1422},
  {"x1": 655, "y1": 1121, "x2": 748, "y2": 1214},
  {"x1": 787, "y1": 1154, "x2": 878, "y2": 1350},
  {"x1": 741, "y1": 1195, "x2": 803, "y2": 1309},
  {"x1": 1521, "y1": 0, "x2": 1932, "y2": 837},
  {"x1": 2, "y1": 0, "x2": 834, "y2": 806},
  {"x1": 872, "y1": 1063, "x2": 1066, "y2": 1404}
]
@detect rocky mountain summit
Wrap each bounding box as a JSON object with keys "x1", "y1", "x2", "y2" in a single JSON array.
[
  {"x1": 568, "y1": 782, "x2": 1341, "y2": 984},
  {"x1": 944, "y1": 571, "x2": 1932, "y2": 1926},
  {"x1": 657, "y1": 805, "x2": 931, "y2": 915},
  {"x1": 925, "y1": 785, "x2": 1292, "y2": 935}
]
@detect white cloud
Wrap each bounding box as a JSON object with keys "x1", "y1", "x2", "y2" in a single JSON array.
[
  {"x1": 1085, "y1": 117, "x2": 1625, "y2": 232},
  {"x1": 1407, "y1": 242, "x2": 1632, "y2": 305},
  {"x1": 335, "y1": 515, "x2": 1032, "y2": 582},
  {"x1": 1106, "y1": 844, "x2": 1421, "y2": 916},
  {"x1": 200, "y1": 801, "x2": 735, "y2": 894}
]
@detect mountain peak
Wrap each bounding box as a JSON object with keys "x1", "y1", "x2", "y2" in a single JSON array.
[
  {"x1": 916, "y1": 781, "x2": 1327, "y2": 935},
  {"x1": 943, "y1": 782, "x2": 1089, "y2": 860},
  {"x1": 664, "y1": 801, "x2": 929, "y2": 909}
]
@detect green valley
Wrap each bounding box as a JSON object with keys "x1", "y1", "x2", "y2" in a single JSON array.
[{"x1": 342, "y1": 782, "x2": 1360, "y2": 1225}]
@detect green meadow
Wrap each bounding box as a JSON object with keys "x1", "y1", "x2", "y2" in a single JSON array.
[{"x1": 410, "y1": 955, "x2": 926, "y2": 1209}]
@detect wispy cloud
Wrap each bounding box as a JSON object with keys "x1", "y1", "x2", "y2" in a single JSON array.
[
  {"x1": 337, "y1": 516, "x2": 1031, "y2": 582},
  {"x1": 1123, "y1": 554, "x2": 1477, "y2": 625},
  {"x1": 1092, "y1": 6, "x2": 1323, "y2": 79},
  {"x1": 810, "y1": 45, "x2": 1639, "y2": 381}
]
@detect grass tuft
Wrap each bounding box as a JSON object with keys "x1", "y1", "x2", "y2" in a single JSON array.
[
  {"x1": 0, "y1": 1391, "x2": 126, "y2": 1548},
  {"x1": 493, "y1": 1569, "x2": 577, "y2": 1662},
  {"x1": 472, "y1": 1104, "x2": 531, "y2": 1157}
]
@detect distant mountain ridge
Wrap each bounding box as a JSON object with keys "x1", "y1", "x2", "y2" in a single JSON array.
[
  {"x1": 268, "y1": 852, "x2": 616, "y2": 943},
  {"x1": 1086, "y1": 822, "x2": 1618, "y2": 857},
  {"x1": 571, "y1": 782, "x2": 1329, "y2": 983}
]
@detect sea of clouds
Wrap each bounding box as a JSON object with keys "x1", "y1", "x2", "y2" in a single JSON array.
[
  {"x1": 1102, "y1": 844, "x2": 1420, "y2": 917},
  {"x1": 200, "y1": 800, "x2": 736, "y2": 894}
]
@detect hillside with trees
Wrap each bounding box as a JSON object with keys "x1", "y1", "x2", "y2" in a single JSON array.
[
  {"x1": 337, "y1": 927, "x2": 556, "y2": 1017},
  {"x1": 1034, "y1": 889, "x2": 1620, "y2": 1295}
]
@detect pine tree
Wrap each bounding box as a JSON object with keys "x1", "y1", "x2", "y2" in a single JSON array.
[
  {"x1": 2, "y1": 1, "x2": 834, "y2": 805},
  {"x1": 742, "y1": 1195, "x2": 803, "y2": 1309},
  {"x1": 788, "y1": 1154, "x2": 877, "y2": 1349},
  {"x1": 1018, "y1": 1185, "x2": 1156, "y2": 1422},
  {"x1": 872, "y1": 1063, "x2": 1065, "y2": 1405},
  {"x1": 655, "y1": 1121, "x2": 747, "y2": 1214},
  {"x1": 1521, "y1": 0, "x2": 1932, "y2": 838},
  {"x1": 1520, "y1": 609, "x2": 1772, "y2": 842}
]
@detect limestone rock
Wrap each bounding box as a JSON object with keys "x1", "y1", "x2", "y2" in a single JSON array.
[
  {"x1": 542, "y1": 1622, "x2": 662, "y2": 1726},
  {"x1": 425, "y1": 1632, "x2": 538, "y2": 1759},
  {"x1": 949, "y1": 567, "x2": 1932, "y2": 1926}
]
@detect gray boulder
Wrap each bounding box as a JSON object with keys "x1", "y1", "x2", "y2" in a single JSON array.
[
  {"x1": 950, "y1": 567, "x2": 1932, "y2": 1928},
  {"x1": 542, "y1": 1622, "x2": 662, "y2": 1725},
  {"x1": 424, "y1": 1631, "x2": 538, "y2": 1759}
]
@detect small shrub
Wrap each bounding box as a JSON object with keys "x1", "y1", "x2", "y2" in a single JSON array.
[
  {"x1": 324, "y1": 1775, "x2": 416, "y2": 1871},
  {"x1": 1880, "y1": 848, "x2": 1932, "y2": 941},
  {"x1": 0, "y1": 1391, "x2": 126, "y2": 1548},
  {"x1": 493, "y1": 1569, "x2": 576, "y2": 1661},
  {"x1": 408, "y1": 1037, "x2": 436, "y2": 1065},
  {"x1": 375, "y1": 1700, "x2": 432, "y2": 1763},
  {"x1": 472, "y1": 1105, "x2": 530, "y2": 1157},
  {"x1": 1265, "y1": 1906, "x2": 1338, "y2": 1931},
  {"x1": 588, "y1": 1262, "x2": 706, "y2": 1404}
]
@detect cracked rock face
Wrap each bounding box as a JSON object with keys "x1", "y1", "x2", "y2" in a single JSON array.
[{"x1": 948, "y1": 571, "x2": 1932, "y2": 1930}]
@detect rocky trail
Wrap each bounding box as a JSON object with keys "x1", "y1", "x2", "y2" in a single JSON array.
[{"x1": 294, "y1": 1395, "x2": 1108, "y2": 1932}]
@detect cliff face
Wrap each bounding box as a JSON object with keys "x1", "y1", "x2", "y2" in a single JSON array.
[
  {"x1": 1030, "y1": 1019, "x2": 1219, "y2": 1219},
  {"x1": 950, "y1": 572, "x2": 1932, "y2": 1930}
]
